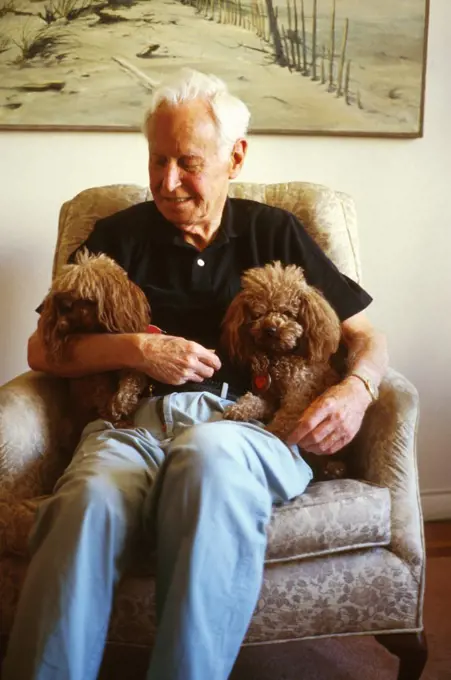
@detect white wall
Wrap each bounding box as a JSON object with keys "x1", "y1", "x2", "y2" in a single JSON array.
[{"x1": 1, "y1": 0, "x2": 450, "y2": 516}]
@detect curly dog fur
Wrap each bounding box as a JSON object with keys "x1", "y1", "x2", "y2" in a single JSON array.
[
  {"x1": 39, "y1": 249, "x2": 152, "y2": 429},
  {"x1": 221, "y1": 261, "x2": 347, "y2": 479}
]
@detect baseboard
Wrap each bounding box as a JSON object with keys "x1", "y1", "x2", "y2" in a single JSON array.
[{"x1": 421, "y1": 489, "x2": 451, "y2": 521}]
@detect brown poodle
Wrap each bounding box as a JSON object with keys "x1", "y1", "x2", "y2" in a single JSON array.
[
  {"x1": 222, "y1": 261, "x2": 347, "y2": 479},
  {"x1": 39, "y1": 249, "x2": 152, "y2": 429}
]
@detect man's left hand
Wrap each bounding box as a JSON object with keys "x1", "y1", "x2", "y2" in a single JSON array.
[{"x1": 286, "y1": 376, "x2": 372, "y2": 454}]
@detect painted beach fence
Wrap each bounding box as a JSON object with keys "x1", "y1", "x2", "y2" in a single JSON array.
[{"x1": 0, "y1": 0, "x2": 429, "y2": 135}]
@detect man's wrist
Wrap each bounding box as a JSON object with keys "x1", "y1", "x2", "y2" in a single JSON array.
[
  {"x1": 116, "y1": 333, "x2": 144, "y2": 370},
  {"x1": 345, "y1": 372, "x2": 378, "y2": 404}
]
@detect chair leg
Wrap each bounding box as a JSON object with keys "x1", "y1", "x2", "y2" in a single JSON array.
[{"x1": 375, "y1": 632, "x2": 428, "y2": 680}]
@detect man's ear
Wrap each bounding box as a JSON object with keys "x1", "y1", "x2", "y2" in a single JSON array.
[{"x1": 228, "y1": 139, "x2": 247, "y2": 179}]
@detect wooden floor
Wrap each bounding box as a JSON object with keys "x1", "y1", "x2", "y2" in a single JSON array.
[{"x1": 424, "y1": 520, "x2": 451, "y2": 557}]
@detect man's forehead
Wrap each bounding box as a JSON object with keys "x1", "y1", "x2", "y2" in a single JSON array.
[
  {"x1": 150, "y1": 138, "x2": 208, "y2": 157},
  {"x1": 147, "y1": 100, "x2": 219, "y2": 154},
  {"x1": 149, "y1": 136, "x2": 221, "y2": 160}
]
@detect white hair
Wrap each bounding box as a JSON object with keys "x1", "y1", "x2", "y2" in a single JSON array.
[{"x1": 143, "y1": 69, "x2": 251, "y2": 158}]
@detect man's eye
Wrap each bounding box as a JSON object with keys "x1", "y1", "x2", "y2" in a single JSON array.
[{"x1": 179, "y1": 156, "x2": 202, "y2": 171}]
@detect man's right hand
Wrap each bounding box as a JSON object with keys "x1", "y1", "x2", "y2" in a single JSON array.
[{"x1": 132, "y1": 333, "x2": 221, "y2": 385}]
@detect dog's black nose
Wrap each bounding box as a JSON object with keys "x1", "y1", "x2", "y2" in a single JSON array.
[{"x1": 264, "y1": 326, "x2": 278, "y2": 336}]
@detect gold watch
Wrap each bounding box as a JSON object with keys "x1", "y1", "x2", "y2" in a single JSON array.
[{"x1": 348, "y1": 372, "x2": 379, "y2": 402}]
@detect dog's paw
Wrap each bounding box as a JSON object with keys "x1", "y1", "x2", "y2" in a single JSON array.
[
  {"x1": 322, "y1": 459, "x2": 347, "y2": 480},
  {"x1": 223, "y1": 404, "x2": 247, "y2": 421},
  {"x1": 113, "y1": 417, "x2": 135, "y2": 429}
]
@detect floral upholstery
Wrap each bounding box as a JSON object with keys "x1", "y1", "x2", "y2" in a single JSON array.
[
  {"x1": 52, "y1": 182, "x2": 361, "y2": 283},
  {"x1": 0, "y1": 183, "x2": 425, "y2": 655},
  {"x1": 0, "y1": 546, "x2": 421, "y2": 646},
  {"x1": 265, "y1": 479, "x2": 391, "y2": 562},
  {"x1": 0, "y1": 478, "x2": 391, "y2": 562}
]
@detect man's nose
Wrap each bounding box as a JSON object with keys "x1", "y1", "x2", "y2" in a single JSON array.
[{"x1": 162, "y1": 162, "x2": 181, "y2": 192}]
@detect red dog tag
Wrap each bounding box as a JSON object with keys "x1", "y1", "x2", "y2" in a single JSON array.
[
  {"x1": 253, "y1": 374, "x2": 271, "y2": 393},
  {"x1": 146, "y1": 324, "x2": 164, "y2": 334}
]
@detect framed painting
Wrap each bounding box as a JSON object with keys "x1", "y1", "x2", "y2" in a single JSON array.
[{"x1": 0, "y1": 0, "x2": 430, "y2": 136}]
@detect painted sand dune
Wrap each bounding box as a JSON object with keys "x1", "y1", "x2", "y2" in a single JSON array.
[{"x1": 0, "y1": 0, "x2": 429, "y2": 134}]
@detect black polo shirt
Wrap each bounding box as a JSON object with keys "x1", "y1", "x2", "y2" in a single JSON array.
[{"x1": 67, "y1": 197, "x2": 372, "y2": 393}]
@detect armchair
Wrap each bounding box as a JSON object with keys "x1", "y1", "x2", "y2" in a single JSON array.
[{"x1": 0, "y1": 182, "x2": 427, "y2": 679}]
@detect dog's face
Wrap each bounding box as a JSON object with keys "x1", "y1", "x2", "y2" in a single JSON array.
[
  {"x1": 51, "y1": 294, "x2": 105, "y2": 336},
  {"x1": 244, "y1": 283, "x2": 305, "y2": 354},
  {"x1": 222, "y1": 261, "x2": 341, "y2": 364},
  {"x1": 39, "y1": 249, "x2": 151, "y2": 361}
]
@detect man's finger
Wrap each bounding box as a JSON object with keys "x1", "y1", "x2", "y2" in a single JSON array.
[
  {"x1": 295, "y1": 418, "x2": 336, "y2": 449},
  {"x1": 185, "y1": 373, "x2": 204, "y2": 383},
  {"x1": 320, "y1": 435, "x2": 348, "y2": 456},
  {"x1": 196, "y1": 347, "x2": 222, "y2": 371},
  {"x1": 286, "y1": 405, "x2": 330, "y2": 445},
  {"x1": 193, "y1": 361, "x2": 215, "y2": 380},
  {"x1": 300, "y1": 443, "x2": 337, "y2": 456}
]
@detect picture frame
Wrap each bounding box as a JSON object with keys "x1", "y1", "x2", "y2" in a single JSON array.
[{"x1": 0, "y1": 0, "x2": 430, "y2": 136}]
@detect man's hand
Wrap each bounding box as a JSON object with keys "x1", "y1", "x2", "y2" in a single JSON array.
[
  {"x1": 134, "y1": 333, "x2": 221, "y2": 385},
  {"x1": 286, "y1": 376, "x2": 372, "y2": 454}
]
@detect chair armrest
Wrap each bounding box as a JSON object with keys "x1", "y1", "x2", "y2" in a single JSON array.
[
  {"x1": 353, "y1": 367, "x2": 425, "y2": 580},
  {"x1": 0, "y1": 371, "x2": 73, "y2": 500}
]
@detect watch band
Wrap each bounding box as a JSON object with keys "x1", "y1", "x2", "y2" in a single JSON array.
[{"x1": 348, "y1": 372, "x2": 379, "y2": 402}]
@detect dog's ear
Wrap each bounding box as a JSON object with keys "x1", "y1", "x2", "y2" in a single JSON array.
[
  {"x1": 97, "y1": 275, "x2": 151, "y2": 333},
  {"x1": 38, "y1": 294, "x2": 67, "y2": 362},
  {"x1": 128, "y1": 282, "x2": 152, "y2": 330},
  {"x1": 297, "y1": 286, "x2": 341, "y2": 362},
  {"x1": 221, "y1": 292, "x2": 253, "y2": 365},
  {"x1": 74, "y1": 247, "x2": 91, "y2": 266}
]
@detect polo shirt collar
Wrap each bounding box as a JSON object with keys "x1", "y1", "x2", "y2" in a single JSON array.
[{"x1": 149, "y1": 198, "x2": 238, "y2": 247}]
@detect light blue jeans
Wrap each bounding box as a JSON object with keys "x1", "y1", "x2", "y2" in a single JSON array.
[{"x1": 3, "y1": 391, "x2": 313, "y2": 680}]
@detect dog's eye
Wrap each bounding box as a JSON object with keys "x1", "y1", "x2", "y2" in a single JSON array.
[
  {"x1": 58, "y1": 299, "x2": 73, "y2": 312},
  {"x1": 249, "y1": 310, "x2": 263, "y2": 321}
]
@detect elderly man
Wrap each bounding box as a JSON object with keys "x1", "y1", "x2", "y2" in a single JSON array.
[{"x1": 3, "y1": 69, "x2": 387, "y2": 680}]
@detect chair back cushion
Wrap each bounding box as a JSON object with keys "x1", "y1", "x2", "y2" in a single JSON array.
[{"x1": 53, "y1": 182, "x2": 362, "y2": 283}]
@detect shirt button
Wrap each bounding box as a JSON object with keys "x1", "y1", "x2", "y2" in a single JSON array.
[{"x1": 197, "y1": 258, "x2": 205, "y2": 267}]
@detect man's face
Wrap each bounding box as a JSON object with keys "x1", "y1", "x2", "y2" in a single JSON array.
[{"x1": 147, "y1": 99, "x2": 245, "y2": 231}]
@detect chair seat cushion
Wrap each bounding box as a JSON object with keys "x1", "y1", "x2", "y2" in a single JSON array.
[
  {"x1": 266, "y1": 478, "x2": 391, "y2": 562},
  {"x1": 1, "y1": 480, "x2": 390, "y2": 564}
]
